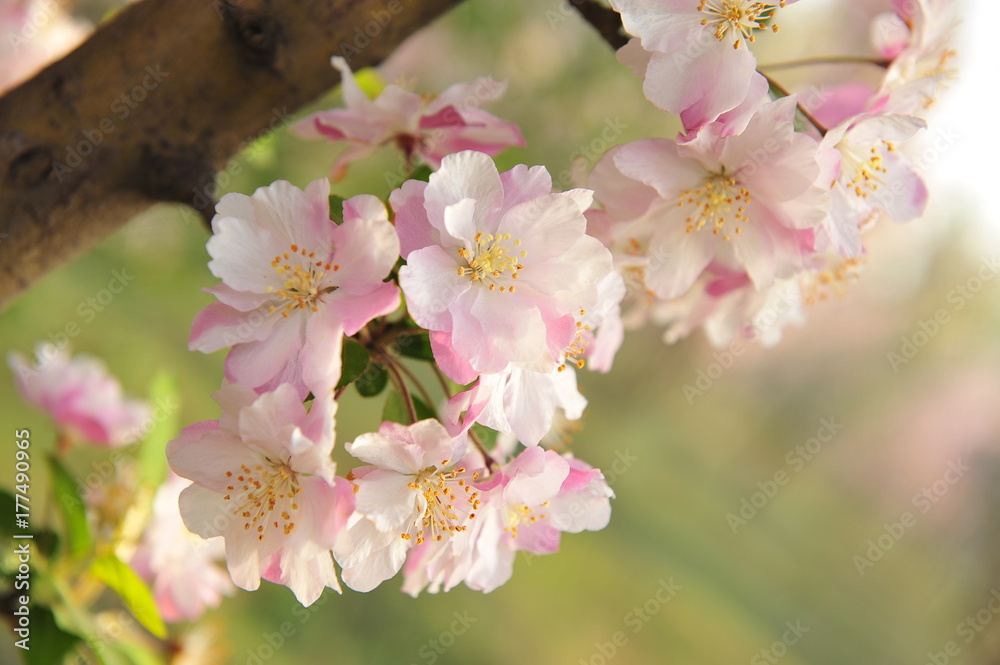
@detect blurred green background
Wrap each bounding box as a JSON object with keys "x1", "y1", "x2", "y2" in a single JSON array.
[{"x1": 4, "y1": 0, "x2": 1000, "y2": 664}]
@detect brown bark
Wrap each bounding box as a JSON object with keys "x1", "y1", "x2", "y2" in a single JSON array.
[{"x1": 0, "y1": 0, "x2": 462, "y2": 309}]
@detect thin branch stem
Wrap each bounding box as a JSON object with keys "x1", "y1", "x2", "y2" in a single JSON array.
[
  {"x1": 430, "y1": 364, "x2": 454, "y2": 400},
  {"x1": 760, "y1": 71, "x2": 829, "y2": 136},
  {"x1": 467, "y1": 426, "x2": 497, "y2": 471},
  {"x1": 758, "y1": 55, "x2": 890, "y2": 71},
  {"x1": 392, "y1": 359, "x2": 436, "y2": 413},
  {"x1": 383, "y1": 355, "x2": 418, "y2": 424}
]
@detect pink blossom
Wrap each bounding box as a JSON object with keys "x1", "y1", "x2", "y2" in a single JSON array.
[
  {"x1": 189, "y1": 181, "x2": 400, "y2": 400},
  {"x1": 132, "y1": 473, "x2": 233, "y2": 622},
  {"x1": 590, "y1": 97, "x2": 829, "y2": 300},
  {"x1": 460, "y1": 449, "x2": 612, "y2": 593},
  {"x1": 649, "y1": 265, "x2": 806, "y2": 348},
  {"x1": 166, "y1": 384, "x2": 351, "y2": 606},
  {"x1": 334, "y1": 420, "x2": 485, "y2": 593},
  {"x1": 8, "y1": 344, "x2": 150, "y2": 447},
  {"x1": 394, "y1": 151, "x2": 615, "y2": 379},
  {"x1": 443, "y1": 271, "x2": 625, "y2": 446},
  {"x1": 609, "y1": 0, "x2": 797, "y2": 132},
  {"x1": 872, "y1": 0, "x2": 958, "y2": 116},
  {"x1": 818, "y1": 113, "x2": 928, "y2": 257},
  {"x1": 293, "y1": 57, "x2": 524, "y2": 180}
]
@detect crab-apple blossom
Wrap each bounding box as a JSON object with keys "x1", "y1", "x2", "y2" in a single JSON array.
[
  {"x1": 818, "y1": 113, "x2": 928, "y2": 257},
  {"x1": 293, "y1": 57, "x2": 524, "y2": 180},
  {"x1": 394, "y1": 150, "x2": 616, "y2": 380},
  {"x1": 132, "y1": 473, "x2": 234, "y2": 623},
  {"x1": 590, "y1": 97, "x2": 829, "y2": 301},
  {"x1": 166, "y1": 383, "x2": 352, "y2": 606},
  {"x1": 463, "y1": 448, "x2": 612, "y2": 593},
  {"x1": 8, "y1": 344, "x2": 151, "y2": 447},
  {"x1": 443, "y1": 271, "x2": 625, "y2": 446},
  {"x1": 609, "y1": 0, "x2": 797, "y2": 131},
  {"x1": 335, "y1": 419, "x2": 485, "y2": 592},
  {"x1": 189, "y1": 180, "x2": 400, "y2": 400}
]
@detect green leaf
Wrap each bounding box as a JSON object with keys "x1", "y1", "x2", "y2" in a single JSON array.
[
  {"x1": 136, "y1": 372, "x2": 179, "y2": 487},
  {"x1": 408, "y1": 165, "x2": 434, "y2": 183},
  {"x1": 395, "y1": 332, "x2": 435, "y2": 362},
  {"x1": 47, "y1": 456, "x2": 93, "y2": 557},
  {"x1": 354, "y1": 361, "x2": 388, "y2": 398},
  {"x1": 382, "y1": 392, "x2": 435, "y2": 425},
  {"x1": 471, "y1": 424, "x2": 500, "y2": 450},
  {"x1": 22, "y1": 605, "x2": 80, "y2": 665},
  {"x1": 90, "y1": 555, "x2": 167, "y2": 639},
  {"x1": 412, "y1": 395, "x2": 436, "y2": 421},
  {"x1": 381, "y1": 390, "x2": 409, "y2": 424},
  {"x1": 336, "y1": 339, "x2": 370, "y2": 390},
  {"x1": 328, "y1": 194, "x2": 347, "y2": 224}
]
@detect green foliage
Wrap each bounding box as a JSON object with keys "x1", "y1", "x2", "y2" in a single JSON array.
[
  {"x1": 89, "y1": 555, "x2": 167, "y2": 639},
  {"x1": 336, "y1": 339, "x2": 371, "y2": 390},
  {"x1": 328, "y1": 194, "x2": 347, "y2": 224},
  {"x1": 355, "y1": 361, "x2": 389, "y2": 398},
  {"x1": 22, "y1": 606, "x2": 81, "y2": 665},
  {"x1": 47, "y1": 456, "x2": 93, "y2": 558},
  {"x1": 136, "y1": 372, "x2": 179, "y2": 488},
  {"x1": 396, "y1": 332, "x2": 434, "y2": 362},
  {"x1": 381, "y1": 390, "x2": 409, "y2": 425}
]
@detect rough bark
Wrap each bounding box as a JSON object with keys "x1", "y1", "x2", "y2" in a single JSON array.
[{"x1": 0, "y1": 0, "x2": 462, "y2": 308}]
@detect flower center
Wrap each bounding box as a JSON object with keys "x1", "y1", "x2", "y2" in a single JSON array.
[
  {"x1": 268, "y1": 243, "x2": 339, "y2": 317},
  {"x1": 456, "y1": 232, "x2": 527, "y2": 293},
  {"x1": 698, "y1": 0, "x2": 784, "y2": 49},
  {"x1": 838, "y1": 141, "x2": 893, "y2": 199},
  {"x1": 504, "y1": 502, "x2": 549, "y2": 539},
  {"x1": 677, "y1": 175, "x2": 752, "y2": 241},
  {"x1": 803, "y1": 257, "x2": 865, "y2": 306},
  {"x1": 223, "y1": 457, "x2": 302, "y2": 541},
  {"x1": 402, "y1": 463, "x2": 481, "y2": 545}
]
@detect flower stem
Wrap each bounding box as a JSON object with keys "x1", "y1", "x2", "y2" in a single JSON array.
[
  {"x1": 383, "y1": 355, "x2": 418, "y2": 424},
  {"x1": 759, "y1": 71, "x2": 829, "y2": 136}
]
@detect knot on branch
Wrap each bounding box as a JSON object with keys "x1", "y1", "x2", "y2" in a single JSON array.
[
  {"x1": 221, "y1": 3, "x2": 283, "y2": 69},
  {"x1": 6, "y1": 146, "x2": 54, "y2": 189}
]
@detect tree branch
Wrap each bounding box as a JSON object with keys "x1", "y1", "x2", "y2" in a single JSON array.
[
  {"x1": 0, "y1": 0, "x2": 462, "y2": 308},
  {"x1": 568, "y1": 0, "x2": 628, "y2": 50}
]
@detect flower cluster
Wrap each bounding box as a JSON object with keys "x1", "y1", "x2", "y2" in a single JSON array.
[
  {"x1": 171, "y1": 144, "x2": 621, "y2": 603},
  {"x1": 135, "y1": 2, "x2": 964, "y2": 610},
  {"x1": 596, "y1": 0, "x2": 954, "y2": 348}
]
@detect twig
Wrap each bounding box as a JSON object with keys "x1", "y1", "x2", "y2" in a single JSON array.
[{"x1": 760, "y1": 71, "x2": 829, "y2": 137}]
